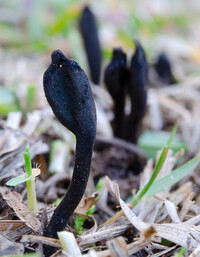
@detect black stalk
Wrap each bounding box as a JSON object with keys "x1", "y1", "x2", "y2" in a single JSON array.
[
  {"x1": 79, "y1": 6, "x2": 102, "y2": 85},
  {"x1": 127, "y1": 40, "x2": 148, "y2": 143},
  {"x1": 104, "y1": 48, "x2": 127, "y2": 138},
  {"x1": 155, "y1": 53, "x2": 175, "y2": 85},
  {"x1": 43, "y1": 50, "x2": 96, "y2": 256}
]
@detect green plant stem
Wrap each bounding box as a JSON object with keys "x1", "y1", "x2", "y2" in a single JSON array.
[
  {"x1": 167, "y1": 122, "x2": 178, "y2": 145},
  {"x1": 26, "y1": 178, "x2": 38, "y2": 215},
  {"x1": 26, "y1": 84, "x2": 36, "y2": 113},
  {"x1": 23, "y1": 146, "x2": 32, "y2": 177},
  {"x1": 131, "y1": 145, "x2": 169, "y2": 207},
  {"x1": 23, "y1": 145, "x2": 38, "y2": 215}
]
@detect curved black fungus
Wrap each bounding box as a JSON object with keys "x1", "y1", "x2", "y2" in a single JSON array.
[
  {"x1": 43, "y1": 50, "x2": 96, "y2": 256},
  {"x1": 79, "y1": 5, "x2": 102, "y2": 85},
  {"x1": 127, "y1": 40, "x2": 148, "y2": 143},
  {"x1": 155, "y1": 53, "x2": 175, "y2": 85},
  {"x1": 104, "y1": 48, "x2": 128, "y2": 138}
]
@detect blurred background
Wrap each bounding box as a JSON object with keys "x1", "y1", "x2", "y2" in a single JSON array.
[
  {"x1": 1, "y1": 0, "x2": 200, "y2": 83},
  {"x1": 0, "y1": 0, "x2": 200, "y2": 156}
]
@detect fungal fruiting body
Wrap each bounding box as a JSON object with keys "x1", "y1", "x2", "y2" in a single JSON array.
[
  {"x1": 127, "y1": 40, "x2": 148, "y2": 143},
  {"x1": 104, "y1": 48, "x2": 127, "y2": 138},
  {"x1": 80, "y1": 6, "x2": 102, "y2": 85},
  {"x1": 155, "y1": 53, "x2": 175, "y2": 85},
  {"x1": 43, "y1": 50, "x2": 96, "y2": 256}
]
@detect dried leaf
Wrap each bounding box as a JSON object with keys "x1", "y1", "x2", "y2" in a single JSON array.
[
  {"x1": 75, "y1": 192, "x2": 98, "y2": 214},
  {"x1": 0, "y1": 220, "x2": 25, "y2": 232},
  {"x1": 107, "y1": 177, "x2": 200, "y2": 251},
  {"x1": 106, "y1": 236, "x2": 128, "y2": 257},
  {"x1": 0, "y1": 234, "x2": 24, "y2": 255},
  {"x1": 164, "y1": 200, "x2": 180, "y2": 223},
  {"x1": 0, "y1": 187, "x2": 41, "y2": 233},
  {"x1": 21, "y1": 234, "x2": 61, "y2": 248}
]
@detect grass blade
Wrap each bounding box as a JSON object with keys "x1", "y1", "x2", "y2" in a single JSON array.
[
  {"x1": 131, "y1": 145, "x2": 169, "y2": 206},
  {"x1": 167, "y1": 122, "x2": 178, "y2": 145},
  {"x1": 144, "y1": 156, "x2": 200, "y2": 198},
  {"x1": 26, "y1": 84, "x2": 36, "y2": 113},
  {"x1": 23, "y1": 145, "x2": 32, "y2": 177},
  {"x1": 6, "y1": 174, "x2": 29, "y2": 186},
  {"x1": 131, "y1": 124, "x2": 178, "y2": 206}
]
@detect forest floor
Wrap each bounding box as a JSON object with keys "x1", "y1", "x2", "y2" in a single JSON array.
[{"x1": 1, "y1": 1, "x2": 200, "y2": 256}]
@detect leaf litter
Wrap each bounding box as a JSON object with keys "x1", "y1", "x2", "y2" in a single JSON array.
[
  {"x1": 0, "y1": 65, "x2": 200, "y2": 256},
  {"x1": 1, "y1": 119, "x2": 199, "y2": 257}
]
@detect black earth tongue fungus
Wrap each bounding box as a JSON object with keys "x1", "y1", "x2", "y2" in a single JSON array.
[
  {"x1": 126, "y1": 40, "x2": 148, "y2": 144},
  {"x1": 155, "y1": 53, "x2": 176, "y2": 85},
  {"x1": 79, "y1": 5, "x2": 102, "y2": 85},
  {"x1": 43, "y1": 50, "x2": 96, "y2": 256},
  {"x1": 104, "y1": 48, "x2": 128, "y2": 139}
]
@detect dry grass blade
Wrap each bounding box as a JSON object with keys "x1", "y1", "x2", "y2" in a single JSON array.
[
  {"x1": 106, "y1": 236, "x2": 128, "y2": 257},
  {"x1": 164, "y1": 200, "x2": 180, "y2": 223},
  {"x1": 0, "y1": 234, "x2": 24, "y2": 255},
  {"x1": 106, "y1": 177, "x2": 200, "y2": 252},
  {"x1": 127, "y1": 238, "x2": 152, "y2": 255},
  {"x1": 150, "y1": 245, "x2": 177, "y2": 257},
  {"x1": 0, "y1": 187, "x2": 41, "y2": 233},
  {"x1": 79, "y1": 218, "x2": 131, "y2": 248},
  {"x1": 189, "y1": 244, "x2": 200, "y2": 257},
  {"x1": 58, "y1": 231, "x2": 82, "y2": 256},
  {"x1": 154, "y1": 223, "x2": 200, "y2": 251},
  {"x1": 179, "y1": 192, "x2": 195, "y2": 221},
  {"x1": 0, "y1": 220, "x2": 26, "y2": 232},
  {"x1": 21, "y1": 234, "x2": 61, "y2": 248}
]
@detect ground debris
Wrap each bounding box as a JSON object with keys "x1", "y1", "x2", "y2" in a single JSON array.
[{"x1": 0, "y1": 187, "x2": 41, "y2": 233}]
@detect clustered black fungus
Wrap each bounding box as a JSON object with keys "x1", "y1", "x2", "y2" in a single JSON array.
[
  {"x1": 155, "y1": 53, "x2": 175, "y2": 85},
  {"x1": 104, "y1": 48, "x2": 128, "y2": 138},
  {"x1": 104, "y1": 40, "x2": 148, "y2": 144},
  {"x1": 79, "y1": 6, "x2": 102, "y2": 85},
  {"x1": 43, "y1": 50, "x2": 96, "y2": 256},
  {"x1": 42, "y1": 7, "x2": 177, "y2": 256},
  {"x1": 126, "y1": 40, "x2": 148, "y2": 143}
]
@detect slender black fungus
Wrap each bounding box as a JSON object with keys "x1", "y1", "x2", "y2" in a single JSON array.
[
  {"x1": 155, "y1": 53, "x2": 175, "y2": 85},
  {"x1": 104, "y1": 48, "x2": 128, "y2": 138},
  {"x1": 43, "y1": 50, "x2": 96, "y2": 256},
  {"x1": 127, "y1": 40, "x2": 148, "y2": 143},
  {"x1": 79, "y1": 6, "x2": 102, "y2": 85}
]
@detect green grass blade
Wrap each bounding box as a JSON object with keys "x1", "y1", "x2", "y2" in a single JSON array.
[
  {"x1": 131, "y1": 145, "x2": 169, "y2": 206},
  {"x1": 174, "y1": 246, "x2": 186, "y2": 257},
  {"x1": 131, "y1": 124, "x2": 179, "y2": 206},
  {"x1": 144, "y1": 156, "x2": 200, "y2": 198},
  {"x1": 167, "y1": 123, "x2": 178, "y2": 145},
  {"x1": 23, "y1": 145, "x2": 32, "y2": 177},
  {"x1": 138, "y1": 124, "x2": 188, "y2": 160},
  {"x1": 23, "y1": 145, "x2": 38, "y2": 215},
  {"x1": 26, "y1": 84, "x2": 36, "y2": 113},
  {"x1": 26, "y1": 178, "x2": 38, "y2": 215},
  {"x1": 6, "y1": 174, "x2": 30, "y2": 186}
]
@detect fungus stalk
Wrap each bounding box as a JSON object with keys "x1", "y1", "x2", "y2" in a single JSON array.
[
  {"x1": 43, "y1": 50, "x2": 96, "y2": 256},
  {"x1": 127, "y1": 40, "x2": 148, "y2": 143},
  {"x1": 79, "y1": 5, "x2": 102, "y2": 85},
  {"x1": 104, "y1": 48, "x2": 127, "y2": 138}
]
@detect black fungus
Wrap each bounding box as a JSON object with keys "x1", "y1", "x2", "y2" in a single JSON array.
[
  {"x1": 126, "y1": 40, "x2": 148, "y2": 143},
  {"x1": 79, "y1": 6, "x2": 102, "y2": 85},
  {"x1": 43, "y1": 50, "x2": 96, "y2": 256},
  {"x1": 104, "y1": 48, "x2": 128, "y2": 138},
  {"x1": 155, "y1": 53, "x2": 175, "y2": 85}
]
